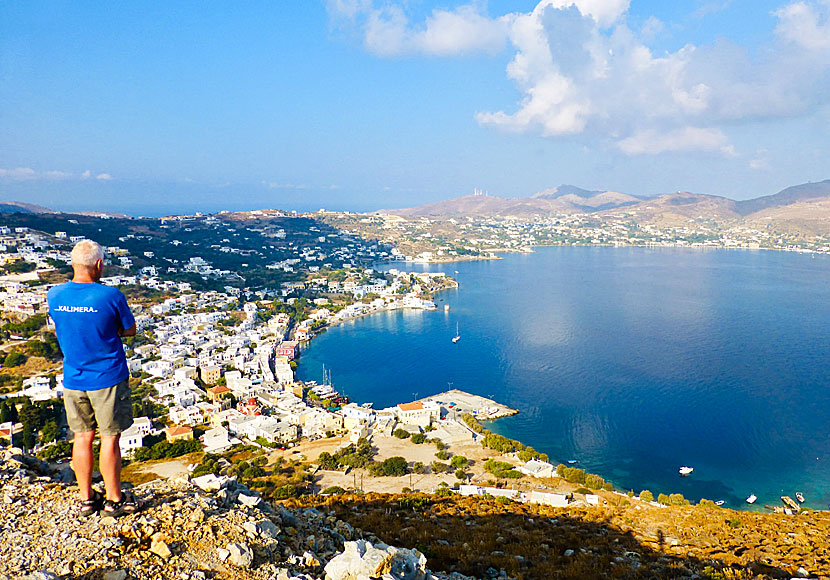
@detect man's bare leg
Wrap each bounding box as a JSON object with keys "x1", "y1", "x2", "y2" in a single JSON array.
[
  {"x1": 72, "y1": 430, "x2": 95, "y2": 501},
  {"x1": 99, "y1": 434, "x2": 122, "y2": 502}
]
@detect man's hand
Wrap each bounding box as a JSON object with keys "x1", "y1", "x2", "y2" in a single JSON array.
[{"x1": 118, "y1": 323, "x2": 137, "y2": 338}]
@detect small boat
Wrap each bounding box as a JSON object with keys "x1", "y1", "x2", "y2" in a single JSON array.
[
  {"x1": 567, "y1": 459, "x2": 578, "y2": 464},
  {"x1": 781, "y1": 496, "x2": 800, "y2": 511},
  {"x1": 714, "y1": 500, "x2": 725, "y2": 506},
  {"x1": 444, "y1": 304, "x2": 450, "y2": 312},
  {"x1": 452, "y1": 322, "x2": 460, "y2": 343},
  {"x1": 679, "y1": 466, "x2": 694, "y2": 476},
  {"x1": 746, "y1": 494, "x2": 757, "y2": 504},
  {"x1": 795, "y1": 492, "x2": 805, "y2": 503}
]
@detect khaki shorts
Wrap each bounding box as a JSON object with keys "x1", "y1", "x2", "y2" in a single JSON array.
[{"x1": 64, "y1": 379, "x2": 134, "y2": 437}]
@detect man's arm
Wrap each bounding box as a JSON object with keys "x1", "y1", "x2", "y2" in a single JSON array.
[{"x1": 118, "y1": 323, "x2": 137, "y2": 338}]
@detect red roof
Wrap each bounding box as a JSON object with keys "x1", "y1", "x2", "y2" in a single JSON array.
[{"x1": 398, "y1": 402, "x2": 423, "y2": 412}]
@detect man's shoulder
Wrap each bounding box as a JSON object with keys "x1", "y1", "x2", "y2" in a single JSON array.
[{"x1": 47, "y1": 281, "x2": 73, "y2": 300}]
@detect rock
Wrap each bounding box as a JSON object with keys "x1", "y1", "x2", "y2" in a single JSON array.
[
  {"x1": 237, "y1": 493, "x2": 262, "y2": 508},
  {"x1": 150, "y1": 539, "x2": 173, "y2": 560},
  {"x1": 324, "y1": 540, "x2": 428, "y2": 580},
  {"x1": 227, "y1": 542, "x2": 254, "y2": 568},
  {"x1": 795, "y1": 567, "x2": 810, "y2": 578},
  {"x1": 191, "y1": 474, "x2": 228, "y2": 492},
  {"x1": 216, "y1": 548, "x2": 230, "y2": 562},
  {"x1": 23, "y1": 573, "x2": 58, "y2": 580},
  {"x1": 258, "y1": 519, "x2": 281, "y2": 539},
  {"x1": 102, "y1": 570, "x2": 128, "y2": 580}
]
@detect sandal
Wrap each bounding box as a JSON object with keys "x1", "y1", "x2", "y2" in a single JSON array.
[
  {"x1": 80, "y1": 490, "x2": 104, "y2": 517},
  {"x1": 103, "y1": 490, "x2": 144, "y2": 517}
]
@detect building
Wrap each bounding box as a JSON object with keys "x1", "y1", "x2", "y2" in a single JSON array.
[
  {"x1": 274, "y1": 340, "x2": 299, "y2": 360},
  {"x1": 396, "y1": 401, "x2": 440, "y2": 427},
  {"x1": 200, "y1": 364, "x2": 222, "y2": 385},
  {"x1": 165, "y1": 425, "x2": 194, "y2": 442}
]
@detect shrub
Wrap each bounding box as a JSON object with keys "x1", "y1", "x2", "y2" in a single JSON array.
[
  {"x1": 602, "y1": 482, "x2": 614, "y2": 492},
  {"x1": 435, "y1": 449, "x2": 450, "y2": 460},
  {"x1": 575, "y1": 487, "x2": 592, "y2": 494},
  {"x1": 562, "y1": 467, "x2": 586, "y2": 484},
  {"x1": 373, "y1": 456, "x2": 409, "y2": 476},
  {"x1": 669, "y1": 493, "x2": 690, "y2": 506},
  {"x1": 431, "y1": 460, "x2": 449, "y2": 474},
  {"x1": 495, "y1": 496, "x2": 511, "y2": 505},
  {"x1": 454, "y1": 468, "x2": 467, "y2": 481},
  {"x1": 322, "y1": 486, "x2": 346, "y2": 495},
  {"x1": 585, "y1": 473, "x2": 605, "y2": 490},
  {"x1": 639, "y1": 490, "x2": 654, "y2": 502},
  {"x1": 3, "y1": 351, "x2": 26, "y2": 367},
  {"x1": 450, "y1": 455, "x2": 469, "y2": 468},
  {"x1": 484, "y1": 458, "x2": 521, "y2": 479},
  {"x1": 412, "y1": 461, "x2": 426, "y2": 474},
  {"x1": 393, "y1": 428, "x2": 411, "y2": 439},
  {"x1": 410, "y1": 433, "x2": 426, "y2": 444},
  {"x1": 657, "y1": 493, "x2": 670, "y2": 505}
]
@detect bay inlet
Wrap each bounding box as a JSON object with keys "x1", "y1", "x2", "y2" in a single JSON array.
[{"x1": 297, "y1": 246, "x2": 830, "y2": 510}]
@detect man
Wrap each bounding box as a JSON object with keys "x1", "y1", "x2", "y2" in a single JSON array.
[{"x1": 48, "y1": 240, "x2": 141, "y2": 517}]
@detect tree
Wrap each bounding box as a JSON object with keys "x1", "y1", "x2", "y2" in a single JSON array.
[
  {"x1": 657, "y1": 493, "x2": 670, "y2": 505},
  {"x1": 454, "y1": 468, "x2": 467, "y2": 481},
  {"x1": 393, "y1": 428, "x2": 411, "y2": 439},
  {"x1": 374, "y1": 456, "x2": 408, "y2": 476},
  {"x1": 639, "y1": 490, "x2": 654, "y2": 502},
  {"x1": 41, "y1": 420, "x2": 60, "y2": 443},
  {"x1": 410, "y1": 433, "x2": 426, "y2": 444},
  {"x1": 3, "y1": 351, "x2": 26, "y2": 367},
  {"x1": 450, "y1": 455, "x2": 469, "y2": 468}
]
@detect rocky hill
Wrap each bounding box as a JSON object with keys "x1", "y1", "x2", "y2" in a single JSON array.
[
  {"x1": 381, "y1": 181, "x2": 830, "y2": 234},
  {"x1": 4, "y1": 447, "x2": 830, "y2": 580}
]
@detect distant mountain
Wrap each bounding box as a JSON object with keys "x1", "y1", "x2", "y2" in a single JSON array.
[
  {"x1": 382, "y1": 181, "x2": 830, "y2": 233},
  {"x1": 736, "y1": 180, "x2": 830, "y2": 216},
  {"x1": 382, "y1": 185, "x2": 644, "y2": 217},
  {"x1": 0, "y1": 201, "x2": 57, "y2": 214}
]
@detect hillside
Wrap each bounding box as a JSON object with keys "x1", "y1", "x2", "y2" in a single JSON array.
[
  {"x1": 382, "y1": 181, "x2": 830, "y2": 235},
  {"x1": 0, "y1": 201, "x2": 57, "y2": 214},
  {"x1": 3, "y1": 447, "x2": 828, "y2": 580}
]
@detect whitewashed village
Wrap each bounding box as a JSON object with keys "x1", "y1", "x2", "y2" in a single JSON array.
[{"x1": 0, "y1": 217, "x2": 616, "y2": 513}]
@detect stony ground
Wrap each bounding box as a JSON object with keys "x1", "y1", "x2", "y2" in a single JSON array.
[{"x1": 3, "y1": 445, "x2": 830, "y2": 580}]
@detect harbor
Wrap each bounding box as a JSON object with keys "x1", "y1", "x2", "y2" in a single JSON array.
[{"x1": 413, "y1": 388, "x2": 518, "y2": 421}]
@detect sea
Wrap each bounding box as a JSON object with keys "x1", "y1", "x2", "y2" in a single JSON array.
[{"x1": 297, "y1": 247, "x2": 830, "y2": 510}]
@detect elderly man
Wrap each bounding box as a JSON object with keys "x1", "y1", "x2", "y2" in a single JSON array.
[{"x1": 47, "y1": 240, "x2": 141, "y2": 517}]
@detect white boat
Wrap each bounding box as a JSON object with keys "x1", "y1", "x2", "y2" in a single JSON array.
[
  {"x1": 444, "y1": 304, "x2": 450, "y2": 312},
  {"x1": 452, "y1": 322, "x2": 460, "y2": 343},
  {"x1": 714, "y1": 500, "x2": 725, "y2": 506},
  {"x1": 796, "y1": 492, "x2": 805, "y2": 503},
  {"x1": 679, "y1": 466, "x2": 694, "y2": 476},
  {"x1": 746, "y1": 494, "x2": 757, "y2": 504}
]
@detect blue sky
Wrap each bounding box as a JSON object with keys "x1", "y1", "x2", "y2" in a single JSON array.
[{"x1": 1, "y1": 1, "x2": 828, "y2": 215}]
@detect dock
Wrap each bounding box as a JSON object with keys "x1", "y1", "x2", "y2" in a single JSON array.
[{"x1": 415, "y1": 389, "x2": 518, "y2": 420}]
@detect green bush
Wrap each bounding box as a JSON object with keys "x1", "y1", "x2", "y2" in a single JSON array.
[
  {"x1": 639, "y1": 490, "x2": 654, "y2": 502},
  {"x1": 373, "y1": 456, "x2": 409, "y2": 476},
  {"x1": 454, "y1": 468, "x2": 467, "y2": 481},
  {"x1": 450, "y1": 455, "x2": 469, "y2": 468},
  {"x1": 410, "y1": 433, "x2": 426, "y2": 444},
  {"x1": 657, "y1": 493, "x2": 670, "y2": 505},
  {"x1": 495, "y1": 496, "x2": 511, "y2": 505},
  {"x1": 575, "y1": 487, "x2": 592, "y2": 494},
  {"x1": 585, "y1": 473, "x2": 605, "y2": 490},
  {"x1": 435, "y1": 449, "x2": 450, "y2": 460},
  {"x1": 393, "y1": 428, "x2": 411, "y2": 439},
  {"x1": 3, "y1": 351, "x2": 26, "y2": 367},
  {"x1": 484, "y1": 458, "x2": 521, "y2": 479}
]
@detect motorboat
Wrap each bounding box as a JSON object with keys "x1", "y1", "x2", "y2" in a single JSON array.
[
  {"x1": 746, "y1": 494, "x2": 757, "y2": 504},
  {"x1": 796, "y1": 492, "x2": 805, "y2": 503},
  {"x1": 714, "y1": 500, "x2": 725, "y2": 506},
  {"x1": 452, "y1": 322, "x2": 460, "y2": 343},
  {"x1": 679, "y1": 466, "x2": 694, "y2": 476}
]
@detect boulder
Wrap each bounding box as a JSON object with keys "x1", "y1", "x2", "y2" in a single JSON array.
[
  {"x1": 227, "y1": 542, "x2": 254, "y2": 568},
  {"x1": 324, "y1": 540, "x2": 428, "y2": 580}
]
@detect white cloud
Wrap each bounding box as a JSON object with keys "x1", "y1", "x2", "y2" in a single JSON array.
[
  {"x1": 749, "y1": 148, "x2": 771, "y2": 170},
  {"x1": 331, "y1": 0, "x2": 830, "y2": 156},
  {"x1": 330, "y1": 1, "x2": 511, "y2": 57},
  {"x1": 617, "y1": 127, "x2": 735, "y2": 155},
  {"x1": 774, "y1": 0, "x2": 830, "y2": 51},
  {"x1": 0, "y1": 167, "x2": 38, "y2": 180},
  {"x1": 0, "y1": 167, "x2": 115, "y2": 181}
]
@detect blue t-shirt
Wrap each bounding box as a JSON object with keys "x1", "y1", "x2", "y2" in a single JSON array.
[{"x1": 47, "y1": 281, "x2": 135, "y2": 391}]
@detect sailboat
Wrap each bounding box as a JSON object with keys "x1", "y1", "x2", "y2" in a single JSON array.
[{"x1": 452, "y1": 322, "x2": 460, "y2": 343}]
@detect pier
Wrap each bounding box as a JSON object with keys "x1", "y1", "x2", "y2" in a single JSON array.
[{"x1": 415, "y1": 389, "x2": 518, "y2": 420}]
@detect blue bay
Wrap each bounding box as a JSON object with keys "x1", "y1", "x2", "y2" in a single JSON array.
[{"x1": 298, "y1": 247, "x2": 830, "y2": 510}]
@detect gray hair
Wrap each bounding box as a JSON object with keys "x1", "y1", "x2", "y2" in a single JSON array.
[{"x1": 70, "y1": 240, "x2": 104, "y2": 267}]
